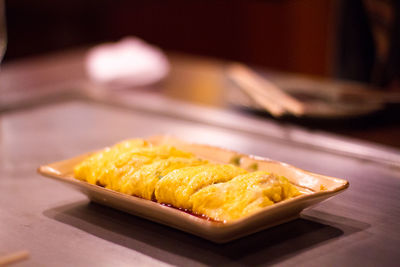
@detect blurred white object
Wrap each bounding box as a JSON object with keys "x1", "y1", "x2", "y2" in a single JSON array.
[{"x1": 86, "y1": 37, "x2": 170, "y2": 87}]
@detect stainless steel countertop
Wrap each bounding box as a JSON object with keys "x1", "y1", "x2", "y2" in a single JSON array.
[{"x1": 1, "y1": 98, "x2": 400, "y2": 266}]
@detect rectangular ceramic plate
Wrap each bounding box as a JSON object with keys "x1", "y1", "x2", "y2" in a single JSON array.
[{"x1": 38, "y1": 136, "x2": 349, "y2": 243}]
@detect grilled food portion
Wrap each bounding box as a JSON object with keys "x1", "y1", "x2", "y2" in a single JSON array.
[
  {"x1": 74, "y1": 139, "x2": 149, "y2": 186},
  {"x1": 155, "y1": 164, "x2": 247, "y2": 210},
  {"x1": 120, "y1": 157, "x2": 207, "y2": 200},
  {"x1": 74, "y1": 139, "x2": 193, "y2": 191},
  {"x1": 191, "y1": 171, "x2": 300, "y2": 221},
  {"x1": 74, "y1": 138, "x2": 301, "y2": 221}
]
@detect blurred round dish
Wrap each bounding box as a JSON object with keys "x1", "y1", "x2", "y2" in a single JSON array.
[{"x1": 228, "y1": 70, "x2": 386, "y2": 119}]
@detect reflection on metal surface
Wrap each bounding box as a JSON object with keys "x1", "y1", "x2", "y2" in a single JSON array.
[{"x1": 84, "y1": 88, "x2": 400, "y2": 169}]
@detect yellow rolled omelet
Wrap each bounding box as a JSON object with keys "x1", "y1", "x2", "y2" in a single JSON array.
[
  {"x1": 74, "y1": 140, "x2": 193, "y2": 191},
  {"x1": 74, "y1": 139, "x2": 150, "y2": 186},
  {"x1": 119, "y1": 157, "x2": 208, "y2": 200},
  {"x1": 74, "y1": 138, "x2": 302, "y2": 222},
  {"x1": 107, "y1": 145, "x2": 194, "y2": 191},
  {"x1": 155, "y1": 164, "x2": 247, "y2": 210},
  {"x1": 191, "y1": 171, "x2": 301, "y2": 221}
]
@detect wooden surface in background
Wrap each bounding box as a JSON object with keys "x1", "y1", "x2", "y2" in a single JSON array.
[{"x1": 5, "y1": 0, "x2": 335, "y2": 76}]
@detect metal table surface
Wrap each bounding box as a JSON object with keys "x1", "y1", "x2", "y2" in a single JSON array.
[{"x1": 1, "y1": 97, "x2": 400, "y2": 266}]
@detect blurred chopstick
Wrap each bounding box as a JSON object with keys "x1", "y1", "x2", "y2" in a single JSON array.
[
  {"x1": 227, "y1": 63, "x2": 285, "y2": 117},
  {"x1": 0, "y1": 251, "x2": 29, "y2": 266},
  {"x1": 227, "y1": 63, "x2": 305, "y2": 117}
]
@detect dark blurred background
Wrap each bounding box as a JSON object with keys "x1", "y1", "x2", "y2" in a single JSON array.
[{"x1": 4, "y1": 0, "x2": 400, "y2": 87}]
